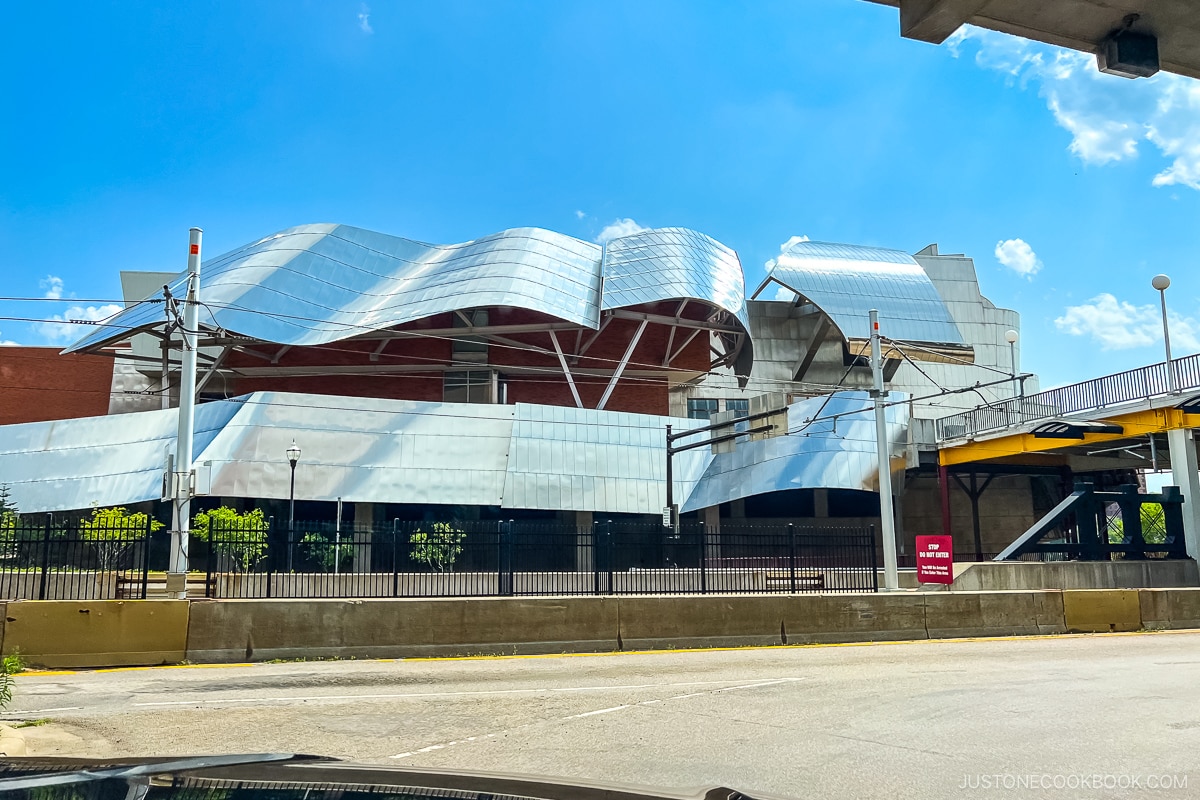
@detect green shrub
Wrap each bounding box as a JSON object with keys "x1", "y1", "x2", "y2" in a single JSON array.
[
  {"x1": 299, "y1": 531, "x2": 354, "y2": 572},
  {"x1": 192, "y1": 507, "x2": 269, "y2": 571},
  {"x1": 80, "y1": 506, "x2": 163, "y2": 570},
  {"x1": 409, "y1": 522, "x2": 466, "y2": 572}
]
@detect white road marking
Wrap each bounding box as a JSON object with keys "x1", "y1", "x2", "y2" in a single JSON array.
[
  {"x1": 565, "y1": 704, "x2": 631, "y2": 719},
  {"x1": 130, "y1": 678, "x2": 777, "y2": 708},
  {"x1": 0, "y1": 706, "x2": 83, "y2": 716},
  {"x1": 389, "y1": 676, "x2": 803, "y2": 759}
]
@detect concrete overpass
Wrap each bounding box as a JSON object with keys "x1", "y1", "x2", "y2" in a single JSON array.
[{"x1": 868, "y1": 0, "x2": 1200, "y2": 80}]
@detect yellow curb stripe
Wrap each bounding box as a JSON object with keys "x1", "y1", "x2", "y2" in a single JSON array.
[{"x1": 12, "y1": 628, "x2": 1197, "y2": 676}]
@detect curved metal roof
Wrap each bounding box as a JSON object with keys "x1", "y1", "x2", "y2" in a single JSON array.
[
  {"x1": 603, "y1": 227, "x2": 750, "y2": 331},
  {"x1": 754, "y1": 240, "x2": 965, "y2": 346},
  {"x1": 65, "y1": 224, "x2": 753, "y2": 359}
]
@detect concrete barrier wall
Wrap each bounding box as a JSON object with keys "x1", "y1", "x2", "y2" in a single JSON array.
[
  {"x1": 2, "y1": 600, "x2": 188, "y2": 668},
  {"x1": 950, "y1": 560, "x2": 1200, "y2": 591},
  {"x1": 185, "y1": 597, "x2": 621, "y2": 662},
  {"x1": 8, "y1": 589, "x2": 1200, "y2": 669}
]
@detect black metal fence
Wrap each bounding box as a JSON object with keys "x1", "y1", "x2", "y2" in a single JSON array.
[
  {"x1": 202, "y1": 519, "x2": 879, "y2": 598},
  {"x1": 0, "y1": 517, "x2": 879, "y2": 600},
  {"x1": 0, "y1": 517, "x2": 153, "y2": 600}
]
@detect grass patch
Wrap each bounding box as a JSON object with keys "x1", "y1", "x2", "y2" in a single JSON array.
[{"x1": 10, "y1": 718, "x2": 51, "y2": 729}]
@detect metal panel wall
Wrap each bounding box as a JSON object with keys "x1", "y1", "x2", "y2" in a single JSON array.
[{"x1": 759, "y1": 240, "x2": 965, "y2": 346}]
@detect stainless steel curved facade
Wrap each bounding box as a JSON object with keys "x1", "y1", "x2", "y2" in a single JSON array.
[
  {"x1": 65, "y1": 224, "x2": 753, "y2": 363},
  {"x1": 602, "y1": 228, "x2": 750, "y2": 331},
  {"x1": 755, "y1": 240, "x2": 965, "y2": 346},
  {"x1": 0, "y1": 392, "x2": 905, "y2": 515}
]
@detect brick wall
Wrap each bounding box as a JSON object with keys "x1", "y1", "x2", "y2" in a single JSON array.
[{"x1": 0, "y1": 347, "x2": 114, "y2": 424}]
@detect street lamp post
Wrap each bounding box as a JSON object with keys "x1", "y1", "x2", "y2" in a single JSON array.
[
  {"x1": 1152, "y1": 274, "x2": 1175, "y2": 392},
  {"x1": 286, "y1": 440, "x2": 301, "y2": 570},
  {"x1": 1005, "y1": 329, "x2": 1020, "y2": 399}
]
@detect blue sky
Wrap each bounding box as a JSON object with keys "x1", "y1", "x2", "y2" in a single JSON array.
[{"x1": 2, "y1": 0, "x2": 1199, "y2": 389}]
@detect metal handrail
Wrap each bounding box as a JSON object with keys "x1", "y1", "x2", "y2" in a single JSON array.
[{"x1": 935, "y1": 353, "x2": 1200, "y2": 442}]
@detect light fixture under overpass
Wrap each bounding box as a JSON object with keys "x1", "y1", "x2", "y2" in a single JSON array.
[
  {"x1": 867, "y1": 1, "x2": 1186, "y2": 79},
  {"x1": 1030, "y1": 420, "x2": 1124, "y2": 440}
]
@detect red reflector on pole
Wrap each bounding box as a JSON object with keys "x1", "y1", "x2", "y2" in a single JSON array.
[{"x1": 190, "y1": 244, "x2": 199, "y2": 254}]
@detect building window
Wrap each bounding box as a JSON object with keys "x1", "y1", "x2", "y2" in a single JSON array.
[
  {"x1": 725, "y1": 398, "x2": 749, "y2": 415},
  {"x1": 444, "y1": 370, "x2": 493, "y2": 404},
  {"x1": 452, "y1": 309, "x2": 488, "y2": 362},
  {"x1": 687, "y1": 398, "x2": 718, "y2": 421}
]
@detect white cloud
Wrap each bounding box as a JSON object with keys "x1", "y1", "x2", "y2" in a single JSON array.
[
  {"x1": 764, "y1": 234, "x2": 810, "y2": 272},
  {"x1": 951, "y1": 26, "x2": 1200, "y2": 190},
  {"x1": 40, "y1": 275, "x2": 63, "y2": 299},
  {"x1": 0, "y1": 330, "x2": 18, "y2": 346},
  {"x1": 772, "y1": 284, "x2": 798, "y2": 302},
  {"x1": 37, "y1": 303, "x2": 123, "y2": 343},
  {"x1": 994, "y1": 238, "x2": 1042, "y2": 279},
  {"x1": 574, "y1": 210, "x2": 586, "y2": 220},
  {"x1": 1054, "y1": 293, "x2": 1200, "y2": 351},
  {"x1": 357, "y1": 4, "x2": 373, "y2": 34},
  {"x1": 595, "y1": 218, "x2": 649, "y2": 243}
]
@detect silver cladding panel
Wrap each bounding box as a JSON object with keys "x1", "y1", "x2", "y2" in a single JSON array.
[
  {"x1": 679, "y1": 392, "x2": 909, "y2": 512},
  {"x1": 602, "y1": 228, "x2": 751, "y2": 332},
  {"x1": 762, "y1": 241, "x2": 965, "y2": 346},
  {"x1": 65, "y1": 225, "x2": 753, "y2": 356},
  {"x1": 502, "y1": 403, "x2": 708, "y2": 514},
  {"x1": 66, "y1": 225, "x2": 603, "y2": 351},
  {"x1": 0, "y1": 392, "x2": 903, "y2": 515}
]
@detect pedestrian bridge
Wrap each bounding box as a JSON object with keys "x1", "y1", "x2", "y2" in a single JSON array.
[{"x1": 933, "y1": 353, "x2": 1200, "y2": 562}]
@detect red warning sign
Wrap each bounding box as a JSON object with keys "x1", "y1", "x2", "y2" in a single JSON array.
[{"x1": 915, "y1": 535, "x2": 954, "y2": 584}]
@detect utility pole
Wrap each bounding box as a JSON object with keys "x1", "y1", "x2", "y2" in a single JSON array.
[
  {"x1": 870, "y1": 309, "x2": 900, "y2": 591},
  {"x1": 168, "y1": 227, "x2": 202, "y2": 598}
]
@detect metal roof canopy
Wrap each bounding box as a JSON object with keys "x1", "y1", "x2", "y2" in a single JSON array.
[
  {"x1": 751, "y1": 240, "x2": 972, "y2": 363},
  {"x1": 867, "y1": 0, "x2": 1200, "y2": 81}
]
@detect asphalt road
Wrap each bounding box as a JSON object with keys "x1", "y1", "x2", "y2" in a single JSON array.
[{"x1": 6, "y1": 632, "x2": 1200, "y2": 800}]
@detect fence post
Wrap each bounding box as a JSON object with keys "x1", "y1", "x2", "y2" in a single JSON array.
[
  {"x1": 605, "y1": 520, "x2": 614, "y2": 596},
  {"x1": 205, "y1": 519, "x2": 215, "y2": 598},
  {"x1": 497, "y1": 520, "x2": 514, "y2": 596},
  {"x1": 38, "y1": 513, "x2": 52, "y2": 601},
  {"x1": 591, "y1": 521, "x2": 600, "y2": 596},
  {"x1": 870, "y1": 525, "x2": 879, "y2": 592},
  {"x1": 265, "y1": 515, "x2": 275, "y2": 599},
  {"x1": 392, "y1": 519, "x2": 400, "y2": 598},
  {"x1": 788, "y1": 523, "x2": 797, "y2": 594},
  {"x1": 140, "y1": 514, "x2": 153, "y2": 600},
  {"x1": 697, "y1": 523, "x2": 707, "y2": 595}
]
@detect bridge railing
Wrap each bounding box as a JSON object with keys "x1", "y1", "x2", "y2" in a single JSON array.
[{"x1": 935, "y1": 353, "x2": 1200, "y2": 442}]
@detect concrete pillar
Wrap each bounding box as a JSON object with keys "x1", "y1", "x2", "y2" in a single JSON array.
[
  {"x1": 353, "y1": 502, "x2": 375, "y2": 573},
  {"x1": 1168, "y1": 428, "x2": 1200, "y2": 560},
  {"x1": 575, "y1": 510, "x2": 594, "y2": 572},
  {"x1": 813, "y1": 489, "x2": 829, "y2": 519}
]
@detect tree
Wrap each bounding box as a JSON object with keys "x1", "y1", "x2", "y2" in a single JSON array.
[
  {"x1": 408, "y1": 522, "x2": 466, "y2": 572},
  {"x1": 80, "y1": 506, "x2": 163, "y2": 571},
  {"x1": 1107, "y1": 503, "x2": 1168, "y2": 546},
  {"x1": 192, "y1": 507, "x2": 269, "y2": 571},
  {"x1": 299, "y1": 531, "x2": 354, "y2": 572},
  {"x1": 0, "y1": 484, "x2": 17, "y2": 531}
]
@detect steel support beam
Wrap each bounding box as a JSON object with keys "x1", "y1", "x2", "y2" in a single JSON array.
[
  {"x1": 597, "y1": 319, "x2": 647, "y2": 410},
  {"x1": 548, "y1": 330, "x2": 583, "y2": 408}
]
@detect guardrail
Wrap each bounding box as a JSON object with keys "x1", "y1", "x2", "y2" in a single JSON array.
[{"x1": 935, "y1": 353, "x2": 1200, "y2": 442}]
